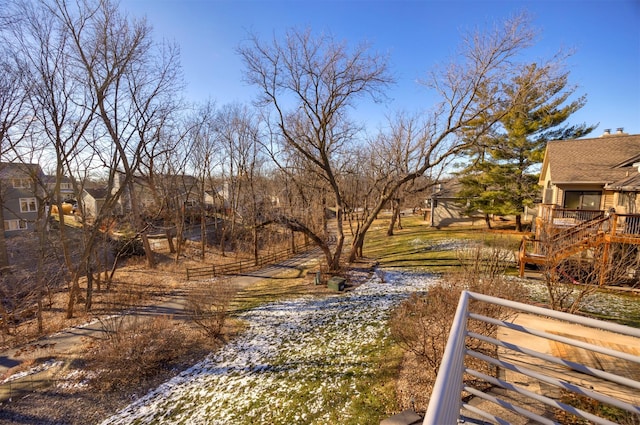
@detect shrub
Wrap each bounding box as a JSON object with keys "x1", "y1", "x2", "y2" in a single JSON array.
[
  {"x1": 554, "y1": 391, "x2": 640, "y2": 424},
  {"x1": 390, "y1": 242, "x2": 529, "y2": 411},
  {"x1": 110, "y1": 236, "x2": 145, "y2": 259},
  {"x1": 186, "y1": 278, "x2": 236, "y2": 339},
  {"x1": 88, "y1": 316, "x2": 204, "y2": 392}
]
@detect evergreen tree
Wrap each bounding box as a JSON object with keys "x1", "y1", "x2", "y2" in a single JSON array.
[{"x1": 457, "y1": 61, "x2": 595, "y2": 231}]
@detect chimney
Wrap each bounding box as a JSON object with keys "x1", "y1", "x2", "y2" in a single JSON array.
[
  {"x1": 616, "y1": 127, "x2": 626, "y2": 135},
  {"x1": 602, "y1": 128, "x2": 611, "y2": 136}
]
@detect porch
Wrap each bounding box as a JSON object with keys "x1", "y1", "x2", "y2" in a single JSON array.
[{"x1": 518, "y1": 205, "x2": 640, "y2": 283}]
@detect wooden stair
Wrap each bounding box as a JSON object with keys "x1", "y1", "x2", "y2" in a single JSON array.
[{"x1": 519, "y1": 216, "x2": 609, "y2": 276}]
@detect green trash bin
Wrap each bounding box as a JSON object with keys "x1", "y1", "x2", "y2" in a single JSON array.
[{"x1": 327, "y1": 276, "x2": 345, "y2": 291}]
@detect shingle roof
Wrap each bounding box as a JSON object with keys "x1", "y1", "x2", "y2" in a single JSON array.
[
  {"x1": 0, "y1": 162, "x2": 43, "y2": 179},
  {"x1": 544, "y1": 134, "x2": 640, "y2": 184},
  {"x1": 84, "y1": 188, "x2": 109, "y2": 200},
  {"x1": 606, "y1": 171, "x2": 640, "y2": 191}
]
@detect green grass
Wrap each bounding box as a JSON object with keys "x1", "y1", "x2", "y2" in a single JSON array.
[
  {"x1": 362, "y1": 215, "x2": 523, "y2": 273},
  {"x1": 216, "y1": 216, "x2": 525, "y2": 422}
]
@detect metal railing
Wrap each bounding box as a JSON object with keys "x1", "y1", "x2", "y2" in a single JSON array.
[{"x1": 424, "y1": 291, "x2": 640, "y2": 425}]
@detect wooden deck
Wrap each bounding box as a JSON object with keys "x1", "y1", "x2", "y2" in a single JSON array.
[{"x1": 519, "y1": 208, "x2": 640, "y2": 283}]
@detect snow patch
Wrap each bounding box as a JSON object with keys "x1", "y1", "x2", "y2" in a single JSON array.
[{"x1": 101, "y1": 271, "x2": 438, "y2": 424}]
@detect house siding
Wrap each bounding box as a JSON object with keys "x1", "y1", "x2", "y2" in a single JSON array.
[{"x1": 0, "y1": 164, "x2": 45, "y2": 232}]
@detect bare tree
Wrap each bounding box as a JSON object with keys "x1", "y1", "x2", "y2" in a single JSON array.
[
  {"x1": 9, "y1": 0, "x2": 183, "y2": 318},
  {"x1": 346, "y1": 14, "x2": 538, "y2": 261},
  {"x1": 241, "y1": 17, "x2": 538, "y2": 269},
  {"x1": 213, "y1": 103, "x2": 266, "y2": 262},
  {"x1": 50, "y1": 0, "x2": 182, "y2": 272},
  {"x1": 0, "y1": 40, "x2": 31, "y2": 268},
  {"x1": 239, "y1": 28, "x2": 392, "y2": 271},
  {"x1": 186, "y1": 101, "x2": 220, "y2": 261}
]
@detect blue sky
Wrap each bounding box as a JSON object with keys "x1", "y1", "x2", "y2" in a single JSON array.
[{"x1": 121, "y1": 0, "x2": 640, "y2": 137}]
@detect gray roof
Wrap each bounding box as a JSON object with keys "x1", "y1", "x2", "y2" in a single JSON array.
[
  {"x1": 84, "y1": 188, "x2": 109, "y2": 200},
  {"x1": 0, "y1": 162, "x2": 43, "y2": 179},
  {"x1": 544, "y1": 134, "x2": 640, "y2": 185}
]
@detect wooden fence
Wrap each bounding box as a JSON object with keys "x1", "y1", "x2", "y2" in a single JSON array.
[{"x1": 185, "y1": 243, "x2": 312, "y2": 281}]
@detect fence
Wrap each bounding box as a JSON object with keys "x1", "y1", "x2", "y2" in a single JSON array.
[
  {"x1": 185, "y1": 243, "x2": 312, "y2": 281},
  {"x1": 424, "y1": 291, "x2": 640, "y2": 424}
]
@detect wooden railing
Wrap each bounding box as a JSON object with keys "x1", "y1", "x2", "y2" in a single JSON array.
[
  {"x1": 520, "y1": 208, "x2": 640, "y2": 277},
  {"x1": 538, "y1": 204, "x2": 604, "y2": 225},
  {"x1": 612, "y1": 213, "x2": 640, "y2": 235}
]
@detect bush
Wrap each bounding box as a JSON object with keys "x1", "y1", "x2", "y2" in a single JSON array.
[
  {"x1": 110, "y1": 236, "x2": 145, "y2": 259},
  {"x1": 186, "y1": 278, "x2": 236, "y2": 339},
  {"x1": 88, "y1": 316, "x2": 204, "y2": 392},
  {"x1": 389, "y1": 242, "x2": 529, "y2": 411},
  {"x1": 554, "y1": 391, "x2": 640, "y2": 424}
]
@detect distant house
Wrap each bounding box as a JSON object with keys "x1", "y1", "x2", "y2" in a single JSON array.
[
  {"x1": 0, "y1": 162, "x2": 45, "y2": 232},
  {"x1": 112, "y1": 171, "x2": 203, "y2": 216},
  {"x1": 425, "y1": 179, "x2": 483, "y2": 227},
  {"x1": 539, "y1": 129, "x2": 640, "y2": 213},
  {"x1": 44, "y1": 175, "x2": 76, "y2": 203},
  {"x1": 81, "y1": 188, "x2": 109, "y2": 218}
]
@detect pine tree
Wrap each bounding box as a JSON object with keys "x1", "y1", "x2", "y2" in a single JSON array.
[{"x1": 457, "y1": 61, "x2": 595, "y2": 231}]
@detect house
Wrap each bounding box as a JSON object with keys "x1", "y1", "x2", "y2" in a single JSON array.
[
  {"x1": 425, "y1": 179, "x2": 484, "y2": 227},
  {"x1": 112, "y1": 171, "x2": 204, "y2": 217},
  {"x1": 44, "y1": 175, "x2": 76, "y2": 203},
  {"x1": 81, "y1": 188, "x2": 109, "y2": 219},
  {"x1": 520, "y1": 129, "x2": 640, "y2": 283},
  {"x1": 0, "y1": 162, "x2": 45, "y2": 232},
  {"x1": 538, "y1": 128, "x2": 640, "y2": 213}
]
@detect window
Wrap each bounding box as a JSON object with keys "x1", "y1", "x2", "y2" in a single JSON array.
[
  {"x1": 618, "y1": 192, "x2": 637, "y2": 213},
  {"x1": 4, "y1": 219, "x2": 27, "y2": 231},
  {"x1": 60, "y1": 182, "x2": 73, "y2": 190},
  {"x1": 19, "y1": 197, "x2": 37, "y2": 213},
  {"x1": 12, "y1": 178, "x2": 31, "y2": 189},
  {"x1": 563, "y1": 191, "x2": 601, "y2": 210},
  {"x1": 543, "y1": 181, "x2": 554, "y2": 204}
]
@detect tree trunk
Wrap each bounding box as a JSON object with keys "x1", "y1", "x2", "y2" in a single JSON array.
[
  {"x1": 66, "y1": 276, "x2": 81, "y2": 319},
  {"x1": 0, "y1": 200, "x2": 9, "y2": 268},
  {"x1": 387, "y1": 205, "x2": 398, "y2": 237},
  {"x1": 219, "y1": 226, "x2": 226, "y2": 256},
  {"x1": 166, "y1": 228, "x2": 176, "y2": 253},
  {"x1": 252, "y1": 224, "x2": 259, "y2": 266},
  {"x1": 515, "y1": 214, "x2": 522, "y2": 232},
  {"x1": 85, "y1": 262, "x2": 93, "y2": 312},
  {"x1": 484, "y1": 213, "x2": 493, "y2": 229},
  {"x1": 140, "y1": 232, "x2": 155, "y2": 268},
  {"x1": 201, "y1": 208, "x2": 207, "y2": 261}
]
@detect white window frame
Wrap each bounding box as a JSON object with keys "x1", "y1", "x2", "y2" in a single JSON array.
[
  {"x1": 12, "y1": 178, "x2": 31, "y2": 189},
  {"x1": 4, "y1": 219, "x2": 27, "y2": 231},
  {"x1": 19, "y1": 197, "x2": 37, "y2": 213}
]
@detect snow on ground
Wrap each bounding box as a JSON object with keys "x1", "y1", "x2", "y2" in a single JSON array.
[
  {"x1": 101, "y1": 271, "x2": 438, "y2": 425},
  {"x1": 0, "y1": 359, "x2": 63, "y2": 385}
]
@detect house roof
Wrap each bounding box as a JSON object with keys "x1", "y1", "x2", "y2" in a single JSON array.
[
  {"x1": 43, "y1": 175, "x2": 73, "y2": 186},
  {"x1": 605, "y1": 171, "x2": 640, "y2": 192},
  {"x1": 0, "y1": 162, "x2": 43, "y2": 179},
  {"x1": 541, "y1": 133, "x2": 640, "y2": 186},
  {"x1": 427, "y1": 178, "x2": 462, "y2": 199},
  {"x1": 84, "y1": 188, "x2": 109, "y2": 200}
]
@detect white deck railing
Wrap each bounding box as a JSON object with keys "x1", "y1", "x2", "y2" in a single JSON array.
[{"x1": 424, "y1": 291, "x2": 640, "y2": 425}]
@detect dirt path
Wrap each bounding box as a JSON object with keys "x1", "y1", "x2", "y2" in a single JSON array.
[{"x1": 0, "y1": 247, "x2": 323, "y2": 404}]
